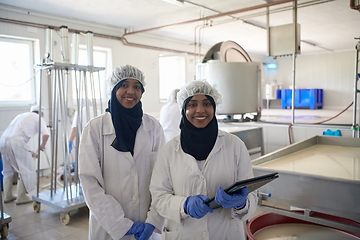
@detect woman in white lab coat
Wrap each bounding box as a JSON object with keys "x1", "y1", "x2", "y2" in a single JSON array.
[
  {"x1": 78, "y1": 65, "x2": 166, "y2": 240},
  {"x1": 150, "y1": 80, "x2": 258, "y2": 240}
]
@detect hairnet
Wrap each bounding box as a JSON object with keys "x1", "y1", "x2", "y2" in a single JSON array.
[
  {"x1": 177, "y1": 80, "x2": 222, "y2": 109},
  {"x1": 168, "y1": 89, "x2": 180, "y2": 103},
  {"x1": 30, "y1": 105, "x2": 45, "y2": 113},
  {"x1": 110, "y1": 65, "x2": 145, "y2": 89}
]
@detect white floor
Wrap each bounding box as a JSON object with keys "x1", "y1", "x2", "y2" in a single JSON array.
[{"x1": 1, "y1": 176, "x2": 89, "y2": 240}]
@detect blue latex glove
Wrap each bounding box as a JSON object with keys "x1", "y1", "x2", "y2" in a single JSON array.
[
  {"x1": 68, "y1": 141, "x2": 73, "y2": 153},
  {"x1": 215, "y1": 186, "x2": 248, "y2": 209},
  {"x1": 125, "y1": 221, "x2": 145, "y2": 236},
  {"x1": 136, "y1": 223, "x2": 155, "y2": 240},
  {"x1": 184, "y1": 195, "x2": 213, "y2": 219}
]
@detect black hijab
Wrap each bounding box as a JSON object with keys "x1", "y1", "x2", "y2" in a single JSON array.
[
  {"x1": 180, "y1": 95, "x2": 218, "y2": 161},
  {"x1": 105, "y1": 80, "x2": 143, "y2": 155}
]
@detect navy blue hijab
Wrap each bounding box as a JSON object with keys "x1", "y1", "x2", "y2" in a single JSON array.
[
  {"x1": 180, "y1": 95, "x2": 218, "y2": 161},
  {"x1": 105, "y1": 80, "x2": 143, "y2": 155}
]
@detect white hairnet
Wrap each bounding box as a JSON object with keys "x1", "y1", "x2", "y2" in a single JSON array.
[
  {"x1": 110, "y1": 65, "x2": 145, "y2": 89},
  {"x1": 30, "y1": 105, "x2": 45, "y2": 113},
  {"x1": 177, "y1": 80, "x2": 222, "y2": 109},
  {"x1": 168, "y1": 89, "x2": 180, "y2": 103}
]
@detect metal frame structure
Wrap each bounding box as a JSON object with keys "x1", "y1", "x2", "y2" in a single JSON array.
[
  {"x1": 252, "y1": 135, "x2": 360, "y2": 234},
  {"x1": 352, "y1": 38, "x2": 360, "y2": 138},
  {"x1": 32, "y1": 62, "x2": 104, "y2": 225}
]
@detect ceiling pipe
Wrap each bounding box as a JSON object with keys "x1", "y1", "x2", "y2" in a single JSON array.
[
  {"x1": 123, "y1": 0, "x2": 297, "y2": 36},
  {"x1": 0, "y1": 17, "x2": 200, "y2": 56}
]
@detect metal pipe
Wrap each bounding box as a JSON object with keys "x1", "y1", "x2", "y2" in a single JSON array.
[
  {"x1": 71, "y1": 32, "x2": 80, "y2": 65},
  {"x1": 45, "y1": 26, "x2": 54, "y2": 62},
  {"x1": 86, "y1": 31, "x2": 94, "y2": 68},
  {"x1": 124, "y1": 0, "x2": 297, "y2": 36},
  {"x1": 352, "y1": 39, "x2": 360, "y2": 137},
  {"x1": 291, "y1": 1, "x2": 298, "y2": 126},
  {"x1": 59, "y1": 26, "x2": 70, "y2": 63}
]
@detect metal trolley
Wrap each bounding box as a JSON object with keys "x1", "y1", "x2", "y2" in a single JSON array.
[
  {"x1": 32, "y1": 61, "x2": 104, "y2": 225},
  {"x1": 0, "y1": 187, "x2": 11, "y2": 238}
]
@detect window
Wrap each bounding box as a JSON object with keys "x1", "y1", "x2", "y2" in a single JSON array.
[
  {"x1": 0, "y1": 36, "x2": 35, "y2": 105},
  {"x1": 72, "y1": 45, "x2": 112, "y2": 101},
  {"x1": 159, "y1": 54, "x2": 186, "y2": 101}
]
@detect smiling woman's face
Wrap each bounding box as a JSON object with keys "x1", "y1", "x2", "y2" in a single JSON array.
[
  {"x1": 185, "y1": 95, "x2": 214, "y2": 128},
  {"x1": 115, "y1": 78, "x2": 143, "y2": 109}
]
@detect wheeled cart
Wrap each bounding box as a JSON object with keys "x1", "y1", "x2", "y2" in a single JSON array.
[
  {"x1": 32, "y1": 184, "x2": 85, "y2": 225},
  {"x1": 0, "y1": 186, "x2": 12, "y2": 238}
]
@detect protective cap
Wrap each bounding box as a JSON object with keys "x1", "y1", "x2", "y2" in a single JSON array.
[
  {"x1": 30, "y1": 105, "x2": 45, "y2": 113},
  {"x1": 110, "y1": 65, "x2": 145, "y2": 89},
  {"x1": 177, "y1": 80, "x2": 222, "y2": 109},
  {"x1": 168, "y1": 89, "x2": 180, "y2": 103}
]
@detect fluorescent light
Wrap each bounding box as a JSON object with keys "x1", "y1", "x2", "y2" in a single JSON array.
[
  {"x1": 161, "y1": 0, "x2": 184, "y2": 6},
  {"x1": 267, "y1": 63, "x2": 277, "y2": 69}
]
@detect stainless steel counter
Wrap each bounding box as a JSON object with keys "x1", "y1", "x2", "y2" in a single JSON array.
[{"x1": 252, "y1": 135, "x2": 360, "y2": 233}]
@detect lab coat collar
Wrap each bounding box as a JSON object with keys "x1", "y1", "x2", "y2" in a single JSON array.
[
  {"x1": 102, "y1": 112, "x2": 155, "y2": 135},
  {"x1": 174, "y1": 129, "x2": 225, "y2": 158},
  {"x1": 102, "y1": 112, "x2": 156, "y2": 158}
]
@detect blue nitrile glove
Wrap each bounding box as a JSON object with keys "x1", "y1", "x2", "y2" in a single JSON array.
[
  {"x1": 68, "y1": 141, "x2": 73, "y2": 153},
  {"x1": 215, "y1": 186, "x2": 249, "y2": 209},
  {"x1": 125, "y1": 221, "x2": 145, "y2": 236},
  {"x1": 184, "y1": 195, "x2": 213, "y2": 219},
  {"x1": 136, "y1": 223, "x2": 155, "y2": 240}
]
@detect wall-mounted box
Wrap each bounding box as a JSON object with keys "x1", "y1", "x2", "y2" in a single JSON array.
[{"x1": 269, "y1": 23, "x2": 301, "y2": 57}]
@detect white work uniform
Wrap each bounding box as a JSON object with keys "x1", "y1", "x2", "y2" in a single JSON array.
[
  {"x1": 159, "y1": 93, "x2": 181, "y2": 142},
  {"x1": 71, "y1": 106, "x2": 101, "y2": 131},
  {"x1": 150, "y1": 130, "x2": 258, "y2": 240},
  {"x1": 0, "y1": 112, "x2": 49, "y2": 192},
  {"x1": 78, "y1": 112, "x2": 166, "y2": 240}
]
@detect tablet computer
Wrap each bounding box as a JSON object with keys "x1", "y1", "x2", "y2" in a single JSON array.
[{"x1": 205, "y1": 172, "x2": 279, "y2": 209}]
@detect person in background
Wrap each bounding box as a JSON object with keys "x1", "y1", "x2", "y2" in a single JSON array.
[
  {"x1": 150, "y1": 80, "x2": 258, "y2": 240},
  {"x1": 159, "y1": 89, "x2": 181, "y2": 142},
  {"x1": 78, "y1": 65, "x2": 166, "y2": 240},
  {"x1": 68, "y1": 102, "x2": 102, "y2": 154},
  {"x1": 0, "y1": 105, "x2": 49, "y2": 205}
]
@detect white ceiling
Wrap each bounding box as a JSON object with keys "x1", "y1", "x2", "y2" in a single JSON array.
[{"x1": 0, "y1": 0, "x2": 359, "y2": 56}]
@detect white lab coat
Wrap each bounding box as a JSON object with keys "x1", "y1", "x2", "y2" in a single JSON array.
[
  {"x1": 150, "y1": 130, "x2": 258, "y2": 240},
  {"x1": 159, "y1": 91, "x2": 181, "y2": 142},
  {"x1": 0, "y1": 112, "x2": 49, "y2": 192},
  {"x1": 78, "y1": 112, "x2": 166, "y2": 240}
]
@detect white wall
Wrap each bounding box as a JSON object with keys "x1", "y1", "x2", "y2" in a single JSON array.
[{"x1": 263, "y1": 51, "x2": 357, "y2": 110}]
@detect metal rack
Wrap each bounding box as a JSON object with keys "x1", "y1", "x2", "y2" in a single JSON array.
[
  {"x1": 32, "y1": 62, "x2": 104, "y2": 225},
  {"x1": 352, "y1": 37, "x2": 360, "y2": 138}
]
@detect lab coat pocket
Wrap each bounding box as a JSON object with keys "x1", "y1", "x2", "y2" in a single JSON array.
[
  {"x1": 162, "y1": 230, "x2": 180, "y2": 240},
  {"x1": 225, "y1": 218, "x2": 246, "y2": 240}
]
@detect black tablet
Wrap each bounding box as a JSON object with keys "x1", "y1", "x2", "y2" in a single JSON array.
[{"x1": 205, "y1": 172, "x2": 279, "y2": 209}]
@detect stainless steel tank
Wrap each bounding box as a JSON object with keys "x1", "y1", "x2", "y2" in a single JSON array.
[
  {"x1": 197, "y1": 61, "x2": 260, "y2": 115},
  {"x1": 197, "y1": 41, "x2": 260, "y2": 116}
]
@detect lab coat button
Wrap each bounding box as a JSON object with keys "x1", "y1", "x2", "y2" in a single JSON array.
[
  {"x1": 133, "y1": 198, "x2": 137, "y2": 202},
  {"x1": 200, "y1": 176, "x2": 204, "y2": 180},
  {"x1": 132, "y1": 172, "x2": 136, "y2": 176},
  {"x1": 203, "y1": 232, "x2": 207, "y2": 237}
]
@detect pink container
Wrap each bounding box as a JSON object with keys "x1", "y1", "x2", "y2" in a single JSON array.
[{"x1": 246, "y1": 211, "x2": 360, "y2": 240}]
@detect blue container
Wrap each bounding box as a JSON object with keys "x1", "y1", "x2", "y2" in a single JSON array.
[{"x1": 281, "y1": 89, "x2": 323, "y2": 109}]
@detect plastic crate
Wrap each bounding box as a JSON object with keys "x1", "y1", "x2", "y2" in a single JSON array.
[{"x1": 281, "y1": 89, "x2": 323, "y2": 109}]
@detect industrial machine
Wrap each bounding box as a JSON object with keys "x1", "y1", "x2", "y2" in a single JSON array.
[
  {"x1": 252, "y1": 135, "x2": 360, "y2": 234},
  {"x1": 196, "y1": 41, "x2": 261, "y2": 122}
]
